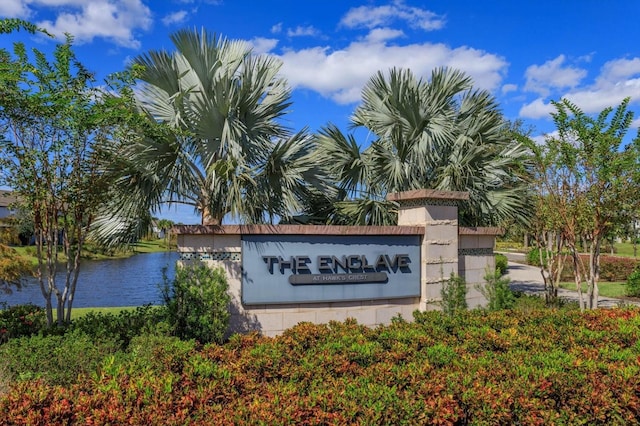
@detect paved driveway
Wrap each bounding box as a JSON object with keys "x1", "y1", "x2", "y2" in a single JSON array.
[{"x1": 506, "y1": 261, "x2": 638, "y2": 308}]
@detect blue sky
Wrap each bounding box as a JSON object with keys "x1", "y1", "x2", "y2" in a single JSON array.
[{"x1": 2, "y1": 0, "x2": 640, "y2": 224}]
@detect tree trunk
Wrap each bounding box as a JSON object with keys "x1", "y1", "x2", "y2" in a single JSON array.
[
  {"x1": 201, "y1": 206, "x2": 222, "y2": 226},
  {"x1": 570, "y1": 249, "x2": 585, "y2": 311},
  {"x1": 586, "y1": 238, "x2": 601, "y2": 309}
]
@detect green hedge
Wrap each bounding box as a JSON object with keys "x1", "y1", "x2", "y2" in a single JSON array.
[
  {"x1": 495, "y1": 253, "x2": 508, "y2": 276},
  {"x1": 2, "y1": 308, "x2": 640, "y2": 424}
]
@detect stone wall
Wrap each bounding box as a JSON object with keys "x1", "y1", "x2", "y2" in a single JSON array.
[
  {"x1": 174, "y1": 189, "x2": 501, "y2": 336},
  {"x1": 458, "y1": 227, "x2": 501, "y2": 308},
  {"x1": 177, "y1": 228, "x2": 422, "y2": 337}
]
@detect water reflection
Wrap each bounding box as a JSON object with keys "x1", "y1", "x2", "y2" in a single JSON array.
[{"x1": 1, "y1": 252, "x2": 179, "y2": 308}]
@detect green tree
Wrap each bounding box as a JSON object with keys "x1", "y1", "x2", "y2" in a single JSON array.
[
  {"x1": 161, "y1": 263, "x2": 230, "y2": 344},
  {"x1": 0, "y1": 23, "x2": 139, "y2": 325},
  {"x1": 93, "y1": 29, "x2": 328, "y2": 243},
  {"x1": 156, "y1": 218, "x2": 174, "y2": 248},
  {"x1": 311, "y1": 68, "x2": 532, "y2": 226},
  {"x1": 527, "y1": 98, "x2": 640, "y2": 309},
  {"x1": 0, "y1": 244, "x2": 30, "y2": 296}
]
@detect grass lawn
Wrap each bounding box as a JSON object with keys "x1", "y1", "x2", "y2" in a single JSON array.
[
  {"x1": 132, "y1": 239, "x2": 174, "y2": 253},
  {"x1": 559, "y1": 281, "x2": 628, "y2": 298},
  {"x1": 65, "y1": 306, "x2": 140, "y2": 319},
  {"x1": 11, "y1": 238, "x2": 171, "y2": 266},
  {"x1": 612, "y1": 242, "x2": 640, "y2": 258}
]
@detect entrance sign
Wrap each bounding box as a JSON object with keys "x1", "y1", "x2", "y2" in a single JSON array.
[{"x1": 242, "y1": 234, "x2": 421, "y2": 304}]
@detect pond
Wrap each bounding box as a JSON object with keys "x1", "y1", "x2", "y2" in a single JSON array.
[{"x1": 0, "y1": 251, "x2": 179, "y2": 308}]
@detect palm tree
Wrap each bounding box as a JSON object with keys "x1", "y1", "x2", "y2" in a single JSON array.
[
  {"x1": 311, "y1": 67, "x2": 532, "y2": 226},
  {"x1": 92, "y1": 29, "x2": 327, "y2": 244}
]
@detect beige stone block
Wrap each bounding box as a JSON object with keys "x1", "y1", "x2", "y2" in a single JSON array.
[
  {"x1": 464, "y1": 269, "x2": 486, "y2": 285},
  {"x1": 283, "y1": 312, "x2": 317, "y2": 330},
  {"x1": 228, "y1": 288, "x2": 242, "y2": 307},
  {"x1": 316, "y1": 309, "x2": 348, "y2": 324},
  {"x1": 346, "y1": 308, "x2": 377, "y2": 326},
  {"x1": 400, "y1": 304, "x2": 419, "y2": 320},
  {"x1": 229, "y1": 313, "x2": 261, "y2": 334},
  {"x1": 178, "y1": 235, "x2": 212, "y2": 252},
  {"x1": 398, "y1": 207, "x2": 428, "y2": 225},
  {"x1": 477, "y1": 236, "x2": 495, "y2": 249},
  {"x1": 424, "y1": 303, "x2": 441, "y2": 312},
  {"x1": 459, "y1": 235, "x2": 479, "y2": 249},
  {"x1": 425, "y1": 205, "x2": 457, "y2": 221},
  {"x1": 423, "y1": 243, "x2": 458, "y2": 260},
  {"x1": 466, "y1": 255, "x2": 494, "y2": 271},
  {"x1": 262, "y1": 329, "x2": 282, "y2": 338},
  {"x1": 375, "y1": 306, "x2": 405, "y2": 325},
  {"x1": 423, "y1": 224, "x2": 458, "y2": 241},
  {"x1": 424, "y1": 262, "x2": 456, "y2": 280},
  {"x1": 424, "y1": 282, "x2": 443, "y2": 299},
  {"x1": 255, "y1": 312, "x2": 283, "y2": 332},
  {"x1": 466, "y1": 285, "x2": 484, "y2": 299}
]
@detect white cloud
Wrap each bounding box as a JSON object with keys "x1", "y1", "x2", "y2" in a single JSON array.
[
  {"x1": 271, "y1": 22, "x2": 282, "y2": 34},
  {"x1": 520, "y1": 56, "x2": 640, "y2": 119},
  {"x1": 519, "y1": 98, "x2": 555, "y2": 119},
  {"x1": 162, "y1": 10, "x2": 188, "y2": 26},
  {"x1": 596, "y1": 58, "x2": 640, "y2": 87},
  {"x1": 524, "y1": 55, "x2": 587, "y2": 96},
  {"x1": 286, "y1": 25, "x2": 320, "y2": 37},
  {"x1": 340, "y1": 0, "x2": 445, "y2": 32},
  {"x1": 563, "y1": 79, "x2": 640, "y2": 112},
  {"x1": 501, "y1": 83, "x2": 518, "y2": 94},
  {"x1": 250, "y1": 37, "x2": 278, "y2": 55},
  {"x1": 0, "y1": 0, "x2": 32, "y2": 18},
  {"x1": 364, "y1": 27, "x2": 404, "y2": 43},
  {"x1": 276, "y1": 40, "x2": 507, "y2": 104},
  {"x1": 12, "y1": 0, "x2": 153, "y2": 49}
]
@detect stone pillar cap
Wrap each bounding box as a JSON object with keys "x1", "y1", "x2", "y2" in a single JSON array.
[{"x1": 386, "y1": 189, "x2": 469, "y2": 202}]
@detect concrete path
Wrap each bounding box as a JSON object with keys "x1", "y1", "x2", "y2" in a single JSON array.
[{"x1": 505, "y1": 260, "x2": 639, "y2": 308}]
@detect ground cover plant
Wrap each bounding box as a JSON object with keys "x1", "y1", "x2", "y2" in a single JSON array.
[{"x1": 2, "y1": 307, "x2": 640, "y2": 424}]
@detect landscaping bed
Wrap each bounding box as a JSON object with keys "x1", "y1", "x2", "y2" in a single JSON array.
[{"x1": 2, "y1": 307, "x2": 640, "y2": 424}]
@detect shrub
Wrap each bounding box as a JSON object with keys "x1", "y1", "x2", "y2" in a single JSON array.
[
  {"x1": 5, "y1": 309, "x2": 640, "y2": 423},
  {"x1": 440, "y1": 273, "x2": 467, "y2": 316},
  {"x1": 0, "y1": 303, "x2": 46, "y2": 344},
  {"x1": 511, "y1": 292, "x2": 549, "y2": 311},
  {"x1": 161, "y1": 263, "x2": 230, "y2": 344},
  {"x1": 526, "y1": 250, "x2": 638, "y2": 282},
  {"x1": 626, "y1": 268, "x2": 640, "y2": 297},
  {"x1": 69, "y1": 305, "x2": 168, "y2": 349},
  {"x1": 598, "y1": 255, "x2": 638, "y2": 281},
  {"x1": 495, "y1": 253, "x2": 508, "y2": 276},
  {"x1": 526, "y1": 247, "x2": 548, "y2": 266},
  {"x1": 478, "y1": 269, "x2": 515, "y2": 311},
  {"x1": 0, "y1": 330, "x2": 118, "y2": 386},
  {"x1": 125, "y1": 334, "x2": 195, "y2": 374}
]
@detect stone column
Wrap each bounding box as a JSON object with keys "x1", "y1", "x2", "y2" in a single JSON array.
[{"x1": 387, "y1": 189, "x2": 469, "y2": 311}]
